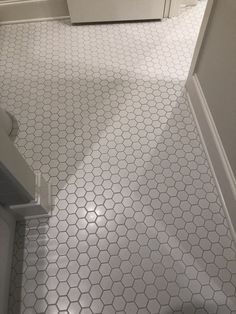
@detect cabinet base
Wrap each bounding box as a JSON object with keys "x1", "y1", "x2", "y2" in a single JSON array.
[{"x1": 9, "y1": 172, "x2": 51, "y2": 220}]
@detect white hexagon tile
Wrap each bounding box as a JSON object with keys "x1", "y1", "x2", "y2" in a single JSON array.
[{"x1": 1, "y1": 1, "x2": 236, "y2": 313}]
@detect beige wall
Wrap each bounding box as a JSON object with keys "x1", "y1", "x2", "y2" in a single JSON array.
[
  {"x1": 195, "y1": 0, "x2": 236, "y2": 177},
  {"x1": 0, "y1": 0, "x2": 69, "y2": 23},
  {"x1": 186, "y1": 0, "x2": 236, "y2": 236}
]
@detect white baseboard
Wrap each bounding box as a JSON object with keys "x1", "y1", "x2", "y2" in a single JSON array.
[
  {"x1": 0, "y1": 0, "x2": 69, "y2": 24},
  {"x1": 186, "y1": 74, "x2": 236, "y2": 243}
]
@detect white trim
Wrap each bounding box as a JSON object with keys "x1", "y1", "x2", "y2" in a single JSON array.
[
  {"x1": 187, "y1": 0, "x2": 214, "y2": 79},
  {"x1": 164, "y1": 0, "x2": 171, "y2": 18},
  {"x1": 0, "y1": 0, "x2": 36, "y2": 4},
  {"x1": 168, "y1": 0, "x2": 182, "y2": 17},
  {"x1": 186, "y1": 74, "x2": 236, "y2": 244},
  {"x1": 0, "y1": 15, "x2": 69, "y2": 25},
  {"x1": 164, "y1": 0, "x2": 182, "y2": 18}
]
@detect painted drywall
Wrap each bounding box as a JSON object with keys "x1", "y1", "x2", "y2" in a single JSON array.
[
  {"x1": 0, "y1": 205, "x2": 16, "y2": 314},
  {"x1": 0, "y1": 0, "x2": 69, "y2": 23},
  {"x1": 195, "y1": 0, "x2": 236, "y2": 177}
]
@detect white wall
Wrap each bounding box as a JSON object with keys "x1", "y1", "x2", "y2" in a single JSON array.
[
  {"x1": 195, "y1": 0, "x2": 236, "y2": 177},
  {"x1": 0, "y1": 205, "x2": 16, "y2": 314}
]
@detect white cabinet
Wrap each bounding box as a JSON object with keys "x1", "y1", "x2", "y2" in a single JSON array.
[{"x1": 67, "y1": 0, "x2": 167, "y2": 23}]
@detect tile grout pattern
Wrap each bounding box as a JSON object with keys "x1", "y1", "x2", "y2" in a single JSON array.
[{"x1": 1, "y1": 2, "x2": 236, "y2": 313}]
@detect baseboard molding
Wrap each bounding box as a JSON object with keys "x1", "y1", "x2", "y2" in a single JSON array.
[
  {"x1": 186, "y1": 74, "x2": 236, "y2": 244},
  {"x1": 0, "y1": 0, "x2": 69, "y2": 23},
  {"x1": 0, "y1": 15, "x2": 69, "y2": 25}
]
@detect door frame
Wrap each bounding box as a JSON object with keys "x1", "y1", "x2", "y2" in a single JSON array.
[{"x1": 187, "y1": 0, "x2": 214, "y2": 79}]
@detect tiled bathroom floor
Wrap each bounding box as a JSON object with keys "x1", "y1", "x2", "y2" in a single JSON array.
[{"x1": 1, "y1": 2, "x2": 236, "y2": 313}]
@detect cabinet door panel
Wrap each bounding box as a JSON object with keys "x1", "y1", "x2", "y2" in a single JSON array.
[{"x1": 67, "y1": 0, "x2": 166, "y2": 23}]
